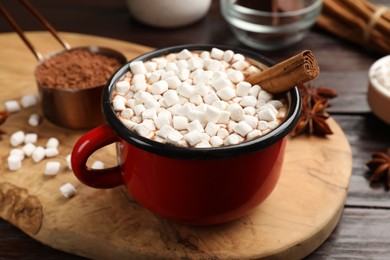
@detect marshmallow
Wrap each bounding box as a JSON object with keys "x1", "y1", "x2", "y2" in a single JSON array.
[
  {"x1": 176, "y1": 59, "x2": 189, "y2": 69},
  {"x1": 176, "y1": 49, "x2": 193, "y2": 60},
  {"x1": 258, "y1": 120, "x2": 269, "y2": 130},
  {"x1": 232, "y1": 53, "x2": 245, "y2": 62},
  {"x1": 177, "y1": 82, "x2": 194, "y2": 99},
  {"x1": 223, "y1": 50, "x2": 234, "y2": 62},
  {"x1": 247, "y1": 130, "x2": 262, "y2": 140},
  {"x1": 210, "y1": 48, "x2": 224, "y2": 60},
  {"x1": 234, "y1": 121, "x2": 253, "y2": 137},
  {"x1": 187, "y1": 120, "x2": 204, "y2": 133},
  {"x1": 157, "y1": 125, "x2": 176, "y2": 139},
  {"x1": 166, "y1": 62, "x2": 179, "y2": 72},
  {"x1": 166, "y1": 76, "x2": 182, "y2": 89},
  {"x1": 258, "y1": 90, "x2": 273, "y2": 101},
  {"x1": 134, "y1": 124, "x2": 151, "y2": 138},
  {"x1": 44, "y1": 161, "x2": 61, "y2": 176},
  {"x1": 184, "y1": 130, "x2": 203, "y2": 146},
  {"x1": 206, "y1": 60, "x2": 222, "y2": 72},
  {"x1": 7, "y1": 155, "x2": 22, "y2": 171},
  {"x1": 9, "y1": 148, "x2": 25, "y2": 161},
  {"x1": 22, "y1": 143, "x2": 36, "y2": 157},
  {"x1": 60, "y1": 183, "x2": 77, "y2": 198},
  {"x1": 188, "y1": 57, "x2": 204, "y2": 71},
  {"x1": 189, "y1": 95, "x2": 203, "y2": 105},
  {"x1": 112, "y1": 98, "x2": 126, "y2": 111},
  {"x1": 45, "y1": 147, "x2": 59, "y2": 157},
  {"x1": 133, "y1": 74, "x2": 147, "y2": 92},
  {"x1": 244, "y1": 106, "x2": 256, "y2": 116},
  {"x1": 200, "y1": 51, "x2": 211, "y2": 60},
  {"x1": 227, "y1": 70, "x2": 244, "y2": 84},
  {"x1": 268, "y1": 120, "x2": 279, "y2": 129},
  {"x1": 10, "y1": 130, "x2": 25, "y2": 147},
  {"x1": 204, "y1": 92, "x2": 220, "y2": 105},
  {"x1": 203, "y1": 124, "x2": 218, "y2": 138},
  {"x1": 217, "y1": 87, "x2": 236, "y2": 101},
  {"x1": 212, "y1": 100, "x2": 228, "y2": 110},
  {"x1": 165, "y1": 130, "x2": 184, "y2": 145},
  {"x1": 217, "y1": 110, "x2": 230, "y2": 124},
  {"x1": 149, "y1": 72, "x2": 161, "y2": 84},
  {"x1": 32, "y1": 146, "x2": 45, "y2": 163},
  {"x1": 120, "y1": 108, "x2": 135, "y2": 119},
  {"x1": 129, "y1": 61, "x2": 147, "y2": 75},
  {"x1": 163, "y1": 90, "x2": 180, "y2": 107},
  {"x1": 187, "y1": 110, "x2": 206, "y2": 125},
  {"x1": 236, "y1": 81, "x2": 252, "y2": 97},
  {"x1": 268, "y1": 100, "x2": 284, "y2": 109},
  {"x1": 249, "y1": 85, "x2": 261, "y2": 97},
  {"x1": 145, "y1": 61, "x2": 157, "y2": 72},
  {"x1": 211, "y1": 77, "x2": 232, "y2": 91},
  {"x1": 176, "y1": 69, "x2": 190, "y2": 81},
  {"x1": 116, "y1": 81, "x2": 131, "y2": 95},
  {"x1": 91, "y1": 161, "x2": 105, "y2": 169},
  {"x1": 232, "y1": 60, "x2": 249, "y2": 71},
  {"x1": 150, "y1": 80, "x2": 169, "y2": 95},
  {"x1": 153, "y1": 113, "x2": 169, "y2": 129},
  {"x1": 21, "y1": 94, "x2": 37, "y2": 108},
  {"x1": 24, "y1": 133, "x2": 38, "y2": 144},
  {"x1": 66, "y1": 154, "x2": 72, "y2": 170},
  {"x1": 46, "y1": 137, "x2": 60, "y2": 148},
  {"x1": 240, "y1": 96, "x2": 257, "y2": 107},
  {"x1": 195, "y1": 141, "x2": 212, "y2": 148},
  {"x1": 173, "y1": 116, "x2": 189, "y2": 130},
  {"x1": 28, "y1": 113, "x2": 40, "y2": 126},
  {"x1": 142, "y1": 119, "x2": 156, "y2": 131},
  {"x1": 224, "y1": 134, "x2": 240, "y2": 146},
  {"x1": 217, "y1": 128, "x2": 229, "y2": 139},
  {"x1": 205, "y1": 105, "x2": 221, "y2": 123},
  {"x1": 210, "y1": 136, "x2": 223, "y2": 147},
  {"x1": 142, "y1": 109, "x2": 157, "y2": 121},
  {"x1": 134, "y1": 104, "x2": 146, "y2": 116},
  {"x1": 4, "y1": 100, "x2": 20, "y2": 113},
  {"x1": 258, "y1": 108, "x2": 277, "y2": 121},
  {"x1": 243, "y1": 115, "x2": 259, "y2": 129},
  {"x1": 229, "y1": 104, "x2": 245, "y2": 122}
]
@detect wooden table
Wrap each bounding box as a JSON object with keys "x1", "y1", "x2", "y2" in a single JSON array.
[{"x1": 0, "y1": 0, "x2": 389, "y2": 259}]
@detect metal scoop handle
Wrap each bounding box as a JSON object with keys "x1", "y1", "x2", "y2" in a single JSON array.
[{"x1": 0, "y1": 0, "x2": 70, "y2": 61}]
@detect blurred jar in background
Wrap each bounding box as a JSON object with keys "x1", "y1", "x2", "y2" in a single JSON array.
[{"x1": 127, "y1": 0, "x2": 212, "y2": 28}]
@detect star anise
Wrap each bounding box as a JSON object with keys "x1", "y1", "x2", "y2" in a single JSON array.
[
  {"x1": 291, "y1": 97, "x2": 333, "y2": 137},
  {"x1": 366, "y1": 149, "x2": 390, "y2": 189},
  {"x1": 298, "y1": 83, "x2": 338, "y2": 105}
]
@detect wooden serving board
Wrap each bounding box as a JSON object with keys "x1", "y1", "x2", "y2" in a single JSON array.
[{"x1": 0, "y1": 32, "x2": 352, "y2": 259}]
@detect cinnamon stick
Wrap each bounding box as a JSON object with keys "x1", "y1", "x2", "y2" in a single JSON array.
[{"x1": 246, "y1": 50, "x2": 320, "y2": 94}]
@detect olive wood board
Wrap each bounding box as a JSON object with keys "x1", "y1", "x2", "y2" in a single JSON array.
[{"x1": 0, "y1": 32, "x2": 352, "y2": 259}]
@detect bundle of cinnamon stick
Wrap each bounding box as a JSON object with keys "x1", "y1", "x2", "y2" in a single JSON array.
[{"x1": 317, "y1": 0, "x2": 390, "y2": 54}]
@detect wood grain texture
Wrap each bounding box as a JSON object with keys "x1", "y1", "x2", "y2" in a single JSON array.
[{"x1": 0, "y1": 32, "x2": 352, "y2": 259}]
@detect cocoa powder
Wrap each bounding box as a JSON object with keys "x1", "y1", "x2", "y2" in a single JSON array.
[{"x1": 35, "y1": 49, "x2": 122, "y2": 89}]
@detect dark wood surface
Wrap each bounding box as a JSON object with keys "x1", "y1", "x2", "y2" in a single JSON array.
[{"x1": 1, "y1": 0, "x2": 390, "y2": 259}]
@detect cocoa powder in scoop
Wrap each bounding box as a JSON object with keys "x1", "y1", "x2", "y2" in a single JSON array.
[{"x1": 35, "y1": 49, "x2": 122, "y2": 89}]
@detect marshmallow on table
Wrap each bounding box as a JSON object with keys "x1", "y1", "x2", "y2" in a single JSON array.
[
  {"x1": 46, "y1": 137, "x2": 59, "y2": 148},
  {"x1": 24, "y1": 133, "x2": 38, "y2": 144},
  {"x1": 7, "y1": 155, "x2": 22, "y2": 171},
  {"x1": 9, "y1": 148, "x2": 25, "y2": 161},
  {"x1": 45, "y1": 147, "x2": 59, "y2": 157},
  {"x1": 66, "y1": 154, "x2": 72, "y2": 170},
  {"x1": 60, "y1": 183, "x2": 77, "y2": 198},
  {"x1": 28, "y1": 113, "x2": 40, "y2": 126},
  {"x1": 10, "y1": 130, "x2": 25, "y2": 147},
  {"x1": 21, "y1": 94, "x2": 37, "y2": 108},
  {"x1": 32, "y1": 146, "x2": 45, "y2": 163},
  {"x1": 22, "y1": 143, "x2": 36, "y2": 157},
  {"x1": 4, "y1": 100, "x2": 20, "y2": 113},
  {"x1": 91, "y1": 161, "x2": 105, "y2": 169},
  {"x1": 44, "y1": 161, "x2": 61, "y2": 176}
]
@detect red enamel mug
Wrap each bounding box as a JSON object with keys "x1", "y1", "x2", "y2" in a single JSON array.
[{"x1": 71, "y1": 45, "x2": 301, "y2": 225}]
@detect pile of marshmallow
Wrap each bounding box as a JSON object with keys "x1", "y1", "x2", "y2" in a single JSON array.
[
  {"x1": 112, "y1": 48, "x2": 288, "y2": 148},
  {"x1": 3, "y1": 94, "x2": 103, "y2": 198}
]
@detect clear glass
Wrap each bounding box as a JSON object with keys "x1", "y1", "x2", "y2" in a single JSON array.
[{"x1": 220, "y1": 0, "x2": 323, "y2": 50}]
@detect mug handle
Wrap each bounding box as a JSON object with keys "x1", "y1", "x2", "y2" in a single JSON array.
[{"x1": 71, "y1": 124, "x2": 124, "y2": 189}]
